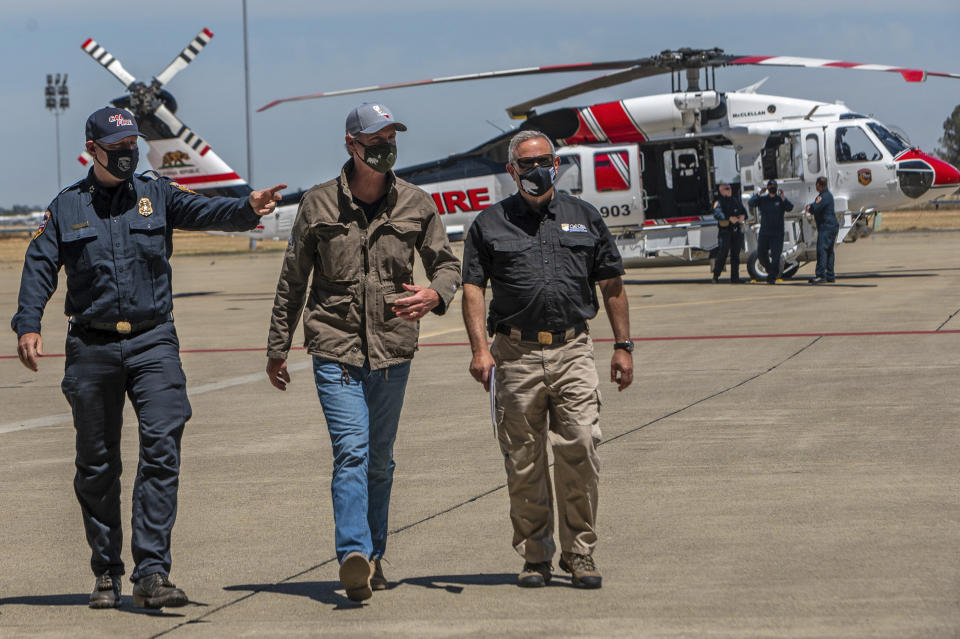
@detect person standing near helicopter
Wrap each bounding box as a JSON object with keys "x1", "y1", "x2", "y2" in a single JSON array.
[
  {"x1": 711, "y1": 182, "x2": 747, "y2": 283},
  {"x1": 806, "y1": 176, "x2": 838, "y2": 284},
  {"x1": 749, "y1": 179, "x2": 794, "y2": 284}
]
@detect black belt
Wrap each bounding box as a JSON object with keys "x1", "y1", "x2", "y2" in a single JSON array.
[
  {"x1": 495, "y1": 322, "x2": 586, "y2": 346},
  {"x1": 71, "y1": 315, "x2": 171, "y2": 335}
]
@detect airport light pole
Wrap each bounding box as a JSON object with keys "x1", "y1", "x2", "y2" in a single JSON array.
[{"x1": 45, "y1": 74, "x2": 70, "y2": 190}]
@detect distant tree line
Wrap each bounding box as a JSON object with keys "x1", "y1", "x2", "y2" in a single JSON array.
[
  {"x1": 936, "y1": 104, "x2": 960, "y2": 169},
  {"x1": 0, "y1": 204, "x2": 43, "y2": 216}
]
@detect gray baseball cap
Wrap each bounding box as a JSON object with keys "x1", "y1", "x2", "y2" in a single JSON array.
[{"x1": 345, "y1": 102, "x2": 408, "y2": 136}]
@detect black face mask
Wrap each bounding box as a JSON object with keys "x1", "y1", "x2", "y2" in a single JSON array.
[
  {"x1": 767, "y1": 186, "x2": 778, "y2": 195},
  {"x1": 355, "y1": 140, "x2": 397, "y2": 173},
  {"x1": 516, "y1": 165, "x2": 558, "y2": 197},
  {"x1": 96, "y1": 143, "x2": 139, "y2": 180}
]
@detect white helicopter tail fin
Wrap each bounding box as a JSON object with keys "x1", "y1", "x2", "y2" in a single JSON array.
[{"x1": 143, "y1": 132, "x2": 250, "y2": 197}]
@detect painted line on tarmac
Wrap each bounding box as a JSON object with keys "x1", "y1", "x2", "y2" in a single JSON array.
[{"x1": 0, "y1": 360, "x2": 313, "y2": 435}]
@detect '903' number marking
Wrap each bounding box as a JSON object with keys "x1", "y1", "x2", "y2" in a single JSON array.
[{"x1": 599, "y1": 204, "x2": 631, "y2": 218}]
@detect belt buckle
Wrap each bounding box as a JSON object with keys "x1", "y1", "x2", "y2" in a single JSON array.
[
  {"x1": 115, "y1": 321, "x2": 132, "y2": 334},
  {"x1": 537, "y1": 331, "x2": 553, "y2": 345}
]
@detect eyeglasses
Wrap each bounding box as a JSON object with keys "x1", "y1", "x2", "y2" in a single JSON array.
[{"x1": 514, "y1": 154, "x2": 555, "y2": 171}]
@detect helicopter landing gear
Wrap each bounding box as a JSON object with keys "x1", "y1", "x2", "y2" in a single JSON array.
[{"x1": 746, "y1": 251, "x2": 803, "y2": 281}]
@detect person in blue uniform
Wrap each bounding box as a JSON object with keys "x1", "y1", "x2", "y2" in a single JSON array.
[
  {"x1": 806, "y1": 177, "x2": 838, "y2": 284},
  {"x1": 748, "y1": 179, "x2": 794, "y2": 284},
  {"x1": 11, "y1": 107, "x2": 286, "y2": 609},
  {"x1": 711, "y1": 182, "x2": 747, "y2": 283}
]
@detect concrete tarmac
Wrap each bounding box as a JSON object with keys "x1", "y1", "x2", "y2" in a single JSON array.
[{"x1": 0, "y1": 232, "x2": 958, "y2": 638}]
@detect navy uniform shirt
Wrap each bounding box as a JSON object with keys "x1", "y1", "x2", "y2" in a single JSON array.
[
  {"x1": 12, "y1": 170, "x2": 261, "y2": 337},
  {"x1": 807, "y1": 189, "x2": 837, "y2": 227},
  {"x1": 462, "y1": 192, "x2": 624, "y2": 336},
  {"x1": 712, "y1": 195, "x2": 747, "y2": 230},
  {"x1": 748, "y1": 191, "x2": 794, "y2": 238}
]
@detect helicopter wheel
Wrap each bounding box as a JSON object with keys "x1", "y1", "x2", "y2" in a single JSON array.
[{"x1": 746, "y1": 253, "x2": 800, "y2": 281}]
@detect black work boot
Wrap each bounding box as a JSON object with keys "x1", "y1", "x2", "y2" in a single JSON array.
[
  {"x1": 89, "y1": 573, "x2": 122, "y2": 609},
  {"x1": 132, "y1": 573, "x2": 188, "y2": 609},
  {"x1": 518, "y1": 561, "x2": 552, "y2": 588},
  {"x1": 559, "y1": 552, "x2": 602, "y2": 589}
]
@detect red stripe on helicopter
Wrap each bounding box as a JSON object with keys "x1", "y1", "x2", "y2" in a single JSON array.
[
  {"x1": 588, "y1": 101, "x2": 646, "y2": 143},
  {"x1": 78, "y1": 155, "x2": 90, "y2": 166},
  {"x1": 202, "y1": 28, "x2": 214, "y2": 38},
  {"x1": 199, "y1": 145, "x2": 211, "y2": 157},
  {"x1": 81, "y1": 38, "x2": 93, "y2": 49},
  {"x1": 173, "y1": 172, "x2": 242, "y2": 185},
  {"x1": 562, "y1": 110, "x2": 601, "y2": 144}
]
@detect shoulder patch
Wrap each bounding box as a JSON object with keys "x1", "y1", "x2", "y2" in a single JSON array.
[
  {"x1": 815, "y1": 196, "x2": 822, "y2": 203},
  {"x1": 32, "y1": 210, "x2": 51, "y2": 241},
  {"x1": 169, "y1": 181, "x2": 198, "y2": 195}
]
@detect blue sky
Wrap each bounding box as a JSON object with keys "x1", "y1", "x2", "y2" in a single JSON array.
[{"x1": 2, "y1": 0, "x2": 959, "y2": 207}]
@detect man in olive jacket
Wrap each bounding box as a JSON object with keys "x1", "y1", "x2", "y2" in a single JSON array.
[{"x1": 265, "y1": 103, "x2": 461, "y2": 602}]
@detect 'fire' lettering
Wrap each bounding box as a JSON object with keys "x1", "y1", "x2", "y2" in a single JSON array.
[
  {"x1": 467, "y1": 188, "x2": 490, "y2": 211},
  {"x1": 443, "y1": 191, "x2": 469, "y2": 213},
  {"x1": 431, "y1": 193, "x2": 444, "y2": 213}
]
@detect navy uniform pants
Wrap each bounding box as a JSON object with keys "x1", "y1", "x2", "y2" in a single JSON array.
[
  {"x1": 713, "y1": 227, "x2": 744, "y2": 281},
  {"x1": 60, "y1": 320, "x2": 190, "y2": 582},
  {"x1": 757, "y1": 233, "x2": 784, "y2": 282},
  {"x1": 816, "y1": 222, "x2": 839, "y2": 279}
]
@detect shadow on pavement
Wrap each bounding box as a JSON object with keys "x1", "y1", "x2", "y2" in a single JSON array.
[
  {"x1": 224, "y1": 581, "x2": 363, "y2": 611},
  {"x1": 398, "y1": 573, "x2": 574, "y2": 593},
  {"x1": 0, "y1": 594, "x2": 186, "y2": 617}
]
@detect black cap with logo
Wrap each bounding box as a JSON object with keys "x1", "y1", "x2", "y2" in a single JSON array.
[{"x1": 85, "y1": 107, "x2": 144, "y2": 143}]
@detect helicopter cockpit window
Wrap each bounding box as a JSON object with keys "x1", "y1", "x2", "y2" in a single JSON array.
[
  {"x1": 593, "y1": 151, "x2": 631, "y2": 192},
  {"x1": 555, "y1": 154, "x2": 582, "y2": 195},
  {"x1": 805, "y1": 134, "x2": 821, "y2": 174},
  {"x1": 866, "y1": 122, "x2": 909, "y2": 157},
  {"x1": 761, "y1": 130, "x2": 802, "y2": 181},
  {"x1": 835, "y1": 126, "x2": 883, "y2": 163}
]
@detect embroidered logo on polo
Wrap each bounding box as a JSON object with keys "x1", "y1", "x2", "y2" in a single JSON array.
[
  {"x1": 560, "y1": 223, "x2": 588, "y2": 232},
  {"x1": 138, "y1": 197, "x2": 153, "y2": 216}
]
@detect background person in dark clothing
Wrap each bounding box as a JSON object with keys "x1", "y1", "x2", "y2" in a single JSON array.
[
  {"x1": 12, "y1": 107, "x2": 285, "y2": 609},
  {"x1": 806, "y1": 176, "x2": 838, "y2": 284},
  {"x1": 749, "y1": 179, "x2": 794, "y2": 284},
  {"x1": 711, "y1": 182, "x2": 747, "y2": 283}
]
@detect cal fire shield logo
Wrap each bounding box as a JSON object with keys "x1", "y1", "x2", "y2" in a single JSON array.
[
  {"x1": 858, "y1": 169, "x2": 872, "y2": 186},
  {"x1": 137, "y1": 197, "x2": 153, "y2": 216}
]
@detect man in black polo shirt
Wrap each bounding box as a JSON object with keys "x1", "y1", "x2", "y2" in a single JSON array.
[{"x1": 461, "y1": 129, "x2": 633, "y2": 590}]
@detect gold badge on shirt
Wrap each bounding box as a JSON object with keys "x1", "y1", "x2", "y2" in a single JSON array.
[{"x1": 138, "y1": 197, "x2": 153, "y2": 216}]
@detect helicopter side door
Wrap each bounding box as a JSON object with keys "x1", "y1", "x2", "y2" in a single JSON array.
[
  {"x1": 558, "y1": 145, "x2": 642, "y2": 228},
  {"x1": 826, "y1": 121, "x2": 896, "y2": 211}
]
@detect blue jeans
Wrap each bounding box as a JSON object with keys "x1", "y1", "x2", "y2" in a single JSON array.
[
  {"x1": 816, "y1": 222, "x2": 838, "y2": 279},
  {"x1": 313, "y1": 357, "x2": 411, "y2": 562}
]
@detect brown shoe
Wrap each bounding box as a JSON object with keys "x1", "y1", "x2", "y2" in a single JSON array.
[
  {"x1": 518, "y1": 561, "x2": 552, "y2": 588},
  {"x1": 559, "y1": 552, "x2": 602, "y2": 589},
  {"x1": 369, "y1": 558, "x2": 388, "y2": 591},
  {"x1": 132, "y1": 573, "x2": 188, "y2": 609},
  {"x1": 89, "y1": 573, "x2": 121, "y2": 609},
  {"x1": 339, "y1": 551, "x2": 373, "y2": 602}
]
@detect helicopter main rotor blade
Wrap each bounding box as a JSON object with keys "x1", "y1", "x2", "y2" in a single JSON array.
[
  {"x1": 154, "y1": 28, "x2": 214, "y2": 87},
  {"x1": 726, "y1": 55, "x2": 960, "y2": 82},
  {"x1": 81, "y1": 37, "x2": 137, "y2": 90},
  {"x1": 256, "y1": 60, "x2": 641, "y2": 112},
  {"x1": 505, "y1": 65, "x2": 669, "y2": 119}
]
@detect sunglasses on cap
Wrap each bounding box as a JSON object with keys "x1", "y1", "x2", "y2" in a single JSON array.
[{"x1": 514, "y1": 154, "x2": 555, "y2": 171}]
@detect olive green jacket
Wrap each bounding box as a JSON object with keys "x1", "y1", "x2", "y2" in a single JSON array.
[{"x1": 266, "y1": 161, "x2": 461, "y2": 369}]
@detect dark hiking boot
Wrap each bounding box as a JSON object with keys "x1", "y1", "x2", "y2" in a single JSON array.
[
  {"x1": 89, "y1": 573, "x2": 122, "y2": 609},
  {"x1": 132, "y1": 573, "x2": 188, "y2": 609},
  {"x1": 340, "y1": 551, "x2": 373, "y2": 602},
  {"x1": 518, "y1": 561, "x2": 552, "y2": 588},
  {"x1": 370, "y1": 558, "x2": 388, "y2": 591},
  {"x1": 559, "y1": 552, "x2": 602, "y2": 589}
]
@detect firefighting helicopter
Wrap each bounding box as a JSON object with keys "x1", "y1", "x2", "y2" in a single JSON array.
[{"x1": 80, "y1": 32, "x2": 960, "y2": 279}]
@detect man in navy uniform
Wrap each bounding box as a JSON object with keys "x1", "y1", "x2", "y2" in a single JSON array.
[
  {"x1": 12, "y1": 107, "x2": 285, "y2": 609},
  {"x1": 748, "y1": 179, "x2": 794, "y2": 284},
  {"x1": 711, "y1": 182, "x2": 747, "y2": 283},
  {"x1": 806, "y1": 176, "x2": 838, "y2": 284}
]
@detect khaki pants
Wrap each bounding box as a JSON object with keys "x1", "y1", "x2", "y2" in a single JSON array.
[{"x1": 491, "y1": 331, "x2": 601, "y2": 562}]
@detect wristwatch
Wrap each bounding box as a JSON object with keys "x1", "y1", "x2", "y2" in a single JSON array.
[{"x1": 613, "y1": 339, "x2": 635, "y2": 353}]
